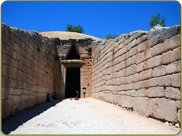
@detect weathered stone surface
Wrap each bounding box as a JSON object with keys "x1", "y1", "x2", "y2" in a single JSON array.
[
  {"x1": 139, "y1": 69, "x2": 152, "y2": 80},
  {"x1": 165, "y1": 87, "x2": 180, "y2": 100},
  {"x1": 135, "y1": 89, "x2": 147, "y2": 97},
  {"x1": 148, "y1": 78, "x2": 158, "y2": 87},
  {"x1": 176, "y1": 100, "x2": 181, "y2": 109},
  {"x1": 162, "y1": 34, "x2": 181, "y2": 52},
  {"x1": 36, "y1": 92, "x2": 47, "y2": 104},
  {"x1": 13, "y1": 95, "x2": 22, "y2": 111},
  {"x1": 137, "y1": 41, "x2": 148, "y2": 53},
  {"x1": 157, "y1": 75, "x2": 171, "y2": 86},
  {"x1": 130, "y1": 64, "x2": 136, "y2": 75},
  {"x1": 143, "y1": 48, "x2": 152, "y2": 61},
  {"x1": 144, "y1": 55, "x2": 162, "y2": 69},
  {"x1": 148, "y1": 35, "x2": 160, "y2": 47},
  {"x1": 152, "y1": 65, "x2": 166, "y2": 77},
  {"x1": 120, "y1": 77, "x2": 127, "y2": 84},
  {"x1": 133, "y1": 97, "x2": 151, "y2": 117},
  {"x1": 113, "y1": 95, "x2": 119, "y2": 104},
  {"x1": 136, "y1": 62, "x2": 144, "y2": 73},
  {"x1": 125, "y1": 57, "x2": 132, "y2": 67},
  {"x1": 14, "y1": 89, "x2": 23, "y2": 96},
  {"x1": 151, "y1": 43, "x2": 164, "y2": 56},
  {"x1": 130, "y1": 31, "x2": 148, "y2": 42},
  {"x1": 148, "y1": 25, "x2": 168, "y2": 40},
  {"x1": 159, "y1": 25, "x2": 180, "y2": 42},
  {"x1": 2, "y1": 99, "x2": 13, "y2": 118},
  {"x1": 128, "y1": 46, "x2": 138, "y2": 58},
  {"x1": 126, "y1": 90, "x2": 136, "y2": 96},
  {"x1": 136, "y1": 35, "x2": 148, "y2": 46},
  {"x1": 142, "y1": 80, "x2": 150, "y2": 88},
  {"x1": 103, "y1": 93, "x2": 113, "y2": 103},
  {"x1": 162, "y1": 47, "x2": 181, "y2": 65},
  {"x1": 171, "y1": 73, "x2": 180, "y2": 87},
  {"x1": 125, "y1": 67, "x2": 131, "y2": 76},
  {"x1": 118, "y1": 95, "x2": 133, "y2": 108},
  {"x1": 134, "y1": 81, "x2": 142, "y2": 90},
  {"x1": 9, "y1": 88, "x2": 14, "y2": 95},
  {"x1": 152, "y1": 98, "x2": 177, "y2": 122},
  {"x1": 146, "y1": 87, "x2": 164, "y2": 97},
  {"x1": 136, "y1": 52, "x2": 143, "y2": 64},
  {"x1": 131, "y1": 54, "x2": 137, "y2": 64},
  {"x1": 2, "y1": 87, "x2": 8, "y2": 100}
]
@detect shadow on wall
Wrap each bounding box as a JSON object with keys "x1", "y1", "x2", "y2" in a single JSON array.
[{"x1": 2, "y1": 99, "x2": 62, "y2": 134}]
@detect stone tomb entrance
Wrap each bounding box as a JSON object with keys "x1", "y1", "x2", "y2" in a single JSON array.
[
  {"x1": 58, "y1": 39, "x2": 93, "y2": 98},
  {"x1": 61, "y1": 44, "x2": 85, "y2": 98},
  {"x1": 65, "y1": 67, "x2": 80, "y2": 98}
]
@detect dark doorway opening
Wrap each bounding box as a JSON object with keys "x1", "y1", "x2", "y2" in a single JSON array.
[
  {"x1": 66, "y1": 45, "x2": 80, "y2": 60},
  {"x1": 65, "y1": 67, "x2": 80, "y2": 98}
]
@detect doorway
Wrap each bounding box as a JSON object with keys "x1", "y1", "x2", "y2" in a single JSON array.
[{"x1": 65, "y1": 67, "x2": 80, "y2": 98}]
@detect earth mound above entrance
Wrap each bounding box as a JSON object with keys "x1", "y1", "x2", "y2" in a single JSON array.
[{"x1": 39, "y1": 31, "x2": 103, "y2": 41}]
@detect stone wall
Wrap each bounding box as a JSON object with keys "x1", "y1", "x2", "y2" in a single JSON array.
[
  {"x1": 91, "y1": 25, "x2": 181, "y2": 123},
  {"x1": 2, "y1": 24, "x2": 57, "y2": 118}
]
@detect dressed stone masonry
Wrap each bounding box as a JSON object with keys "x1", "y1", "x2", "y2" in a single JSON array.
[
  {"x1": 2, "y1": 24, "x2": 181, "y2": 124},
  {"x1": 91, "y1": 25, "x2": 181, "y2": 123}
]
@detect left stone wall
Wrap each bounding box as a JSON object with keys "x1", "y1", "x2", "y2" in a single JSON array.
[{"x1": 2, "y1": 24, "x2": 56, "y2": 118}]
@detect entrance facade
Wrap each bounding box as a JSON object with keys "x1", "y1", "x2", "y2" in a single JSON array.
[{"x1": 57, "y1": 39, "x2": 93, "y2": 98}]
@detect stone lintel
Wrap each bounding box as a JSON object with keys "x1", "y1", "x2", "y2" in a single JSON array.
[{"x1": 61, "y1": 60, "x2": 85, "y2": 67}]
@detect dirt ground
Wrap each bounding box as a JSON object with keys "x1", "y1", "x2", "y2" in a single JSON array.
[{"x1": 3, "y1": 98, "x2": 180, "y2": 134}]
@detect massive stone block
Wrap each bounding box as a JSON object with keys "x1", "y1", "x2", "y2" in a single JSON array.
[
  {"x1": 171, "y1": 73, "x2": 180, "y2": 87},
  {"x1": 136, "y1": 35, "x2": 148, "y2": 46},
  {"x1": 139, "y1": 69, "x2": 152, "y2": 80},
  {"x1": 162, "y1": 34, "x2": 181, "y2": 52},
  {"x1": 146, "y1": 87, "x2": 165, "y2": 98},
  {"x1": 129, "y1": 31, "x2": 148, "y2": 42},
  {"x1": 148, "y1": 34, "x2": 160, "y2": 47},
  {"x1": 152, "y1": 65, "x2": 166, "y2": 77},
  {"x1": 113, "y1": 95, "x2": 119, "y2": 104},
  {"x1": 2, "y1": 87, "x2": 8, "y2": 100},
  {"x1": 144, "y1": 55, "x2": 162, "y2": 69},
  {"x1": 152, "y1": 98, "x2": 177, "y2": 122},
  {"x1": 162, "y1": 47, "x2": 180, "y2": 65},
  {"x1": 157, "y1": 75, "x2": 172, "y2": 86},
  {"x1": 12, "y1": 95, "x2": 22, "y2": 111},
  {"x1": 151, "y1": 43, "x2": 164, "y2": 56},
  {"x1": 2, "y1": 99, "x2": 13, "y2": 118},
  {"x1": 165, "y1": 87, "x2": 180, "y2": 100},
  {"x1": 137, "y1": 41, "x2": 148, "y2": 53},
  {"x1": 133, "y1": 97, "x2": 151, "y2": 117},
  {"x1": 122, "y1": 95, "x2": 133, "y2": 108},
  {"x1": 103, "y1": 92, "x2": 113, "y2": 103},
  {"x1": 159, "y1": 25, "x2": 180, "y2": 42},
  {"x1": 136, "y1": 62, "x2": 144, "y2": 73},
  {"x1": 166, "y1": 62, "x2": 179, "y2": 74}
]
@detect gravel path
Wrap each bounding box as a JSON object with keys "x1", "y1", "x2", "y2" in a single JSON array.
[{"x1": 4, "y1": 98, "x2": 180, "y2": 134}]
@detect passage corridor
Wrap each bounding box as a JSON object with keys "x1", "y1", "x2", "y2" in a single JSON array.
[{"x1": 6, "y1": 98, "x2": 180, "y2": 134}]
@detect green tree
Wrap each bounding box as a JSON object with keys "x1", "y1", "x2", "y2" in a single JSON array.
[
  {"x1": 106, "y1": 34, "x2": 117, "y2": 40},
  {"x1": 150, "y1": 13, "x2": 166, "y2": 28},
  {"x1": 66, "y1": 24, "x2": 84, "y2": 33},
  {"x1": 66, "y1": 24, "x2": 73, "y2": 32}
]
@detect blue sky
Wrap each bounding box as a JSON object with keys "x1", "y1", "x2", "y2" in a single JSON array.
[{"x1": 2, "y1": 1, "x2": 181, "y2": 39}]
